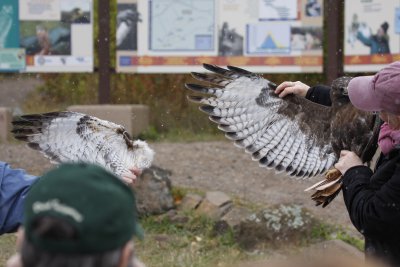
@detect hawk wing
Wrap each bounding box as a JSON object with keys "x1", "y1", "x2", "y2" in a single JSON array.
[
  {"x1": 186, "y1": 64, "x2": 336, "y2": 178},
  {"x1": 11, "y1": 111, "x2": 154, "y2": 177}
]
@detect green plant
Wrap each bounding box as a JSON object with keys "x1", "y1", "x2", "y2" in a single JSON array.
[{"x1": 311, "y1": 222, "x2": 364, "y2": 251}]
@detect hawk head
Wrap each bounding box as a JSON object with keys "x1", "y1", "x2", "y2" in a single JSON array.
[{"x1": 330, "y1": 76, "x2": 353, "y2": 107}]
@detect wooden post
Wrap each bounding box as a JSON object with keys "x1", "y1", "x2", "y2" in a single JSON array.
[
  {"x1": 325, "y1": 0, "x2": 344, "y2": 84},
  {"x1": 98, "y1": 0, "x2": 111, "y2": 104}
]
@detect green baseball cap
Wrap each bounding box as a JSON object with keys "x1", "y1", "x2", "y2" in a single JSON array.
[{"x1": 24, "y1": 163, "x2": 143, "y2": 254}]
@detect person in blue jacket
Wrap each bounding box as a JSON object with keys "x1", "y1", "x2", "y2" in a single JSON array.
[
  {"x1": 357, "y1": 22, "x2": 390, "y2": 54},
  {"x1": 0, "y1": 161, "x2": 38, "y2": 234},
  {"x1": 0, "y1": 161, "x2": 141, "y2": 235}
]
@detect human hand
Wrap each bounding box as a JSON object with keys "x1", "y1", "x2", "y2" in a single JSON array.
[
  {"x1": 121, "y1": 168, "x2": 142, "y2": 185},
  {"x1": 275, "y1": 81, "x2": 310, "y2": 98},
  {"x1": 334, "y1": 150, "x2": 363, "y2": 175},
  {"x1": 6, "y1": 254, "x2": 22, "y2": 267}
]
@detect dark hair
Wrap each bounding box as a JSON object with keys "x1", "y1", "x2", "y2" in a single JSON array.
[
  {"x1": 21, "y1": 216, "x2": 127, "y2": 267},
  {"x1": 381, "y1": 22, "x2": 389, "y2": 33}
]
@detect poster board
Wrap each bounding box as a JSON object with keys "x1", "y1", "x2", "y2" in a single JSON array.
[
  {"x1": 0, "y1": 0, "x2": 93, "y2": 72},
  {"x1": 344, "y1": 0, "x2": 400, "y2": 72},
  {"x1": 116, "y1": 0, "x2": 324, "y2": 73}
]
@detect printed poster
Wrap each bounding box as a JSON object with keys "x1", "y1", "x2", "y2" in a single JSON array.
[
  {"x1": 117, "y1": 0, "x2": 324, "y2": 73},
  {"x1": 0, "y1": 0, "x2": 25, "y2": 71},
  {"x1": 344, "y1": 0, "x2": 400, "y2": 72},
  {"x1": 0, "y1": 0, "x2": 93, "y2": 72}
]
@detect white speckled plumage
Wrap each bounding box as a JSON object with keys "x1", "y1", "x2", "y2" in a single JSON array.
[
  {"x1": 186, "y1": 64, "x2": 338, "y2": 179},
  {"x1": 11, "y1": 111, "x2": 154, "y2": 179}
]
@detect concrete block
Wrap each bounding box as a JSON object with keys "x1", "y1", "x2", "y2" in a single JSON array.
[
  {"x1": 0, "y1": 107, "x2": 12, "y2": 143},
  {"x1": 67, "y1": 104, "x2": 149, "y2": 137}
]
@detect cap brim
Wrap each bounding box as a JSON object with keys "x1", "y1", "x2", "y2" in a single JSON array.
[{"x1": 348, "y1": 75, "x2": 382, "y2": 112}]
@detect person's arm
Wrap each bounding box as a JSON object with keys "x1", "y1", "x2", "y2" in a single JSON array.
[
  {"x1": 341, "y1": 162, "x2": 400, "y2": 238},
  {"x1": 0, "y1": 162, "x2": 38, "y2": 234},
  {"x1": 305, "y1": 84, "x2": 332, "y2": 106},
  {"x1": 275, "y1": 81, "x2": 332, "y2": 106},
  {"x1": 356, "y1": 31, "x2": 372, "y2": 47}
]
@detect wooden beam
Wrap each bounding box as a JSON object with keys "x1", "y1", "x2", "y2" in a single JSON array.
[
  {"x1": 98, "y1": 0, "x2": 111, "y2": 104},
  {"x1": 325, "y1": 0, "x2": 344, "y2": 84}
]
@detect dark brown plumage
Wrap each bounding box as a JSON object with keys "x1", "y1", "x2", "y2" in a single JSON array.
[{"x1": 185, "y1": 64, "x2": 380, "y2": 207}]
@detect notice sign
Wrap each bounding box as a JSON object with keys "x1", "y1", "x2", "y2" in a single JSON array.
[
  {"x1": 0, "y1": 0, "x2": 93, "y2": 73},
  {"x1": 344, "y1": 0, "x2": 400, "y2": 72},
  {"x1": 117, "y1": 0, "x2": 324, "y2": 73}
]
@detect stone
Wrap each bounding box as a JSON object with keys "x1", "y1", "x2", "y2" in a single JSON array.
[
  {"x1": 221, "y1": 206, "x2": 253, "y2": 229},
  {"x1": 196, "y1": 191, "x2": 233, "y2": 220},
  {"x1": 303, "y1": 239, "x2": 363, "y2": 259},
  {"x1": 68, "y1": 104, "x2": 149, "y2": 137},
  {"x1": 235, "y1": 204, "x2": 314, "y2": 250},
  {"x1": 133, "y1": 165, "x2": 175, "y2": 215},
  {"x1": 178, "y1": 193, "x2": 203, "y2": 211},
  {"x1": 205, "y1": 191, "x2": 232, "y2": 207},
  {"x1": 0, "y1": 107, "x2": 12, "y2": 143}
]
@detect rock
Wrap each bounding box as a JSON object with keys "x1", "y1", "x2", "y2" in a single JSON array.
[
  {"x1": 159, "y1": 209, "x2": 190, "y2": 225},
  {"x1": 303, "y1": 239, "x2": 363, "y2": 259},
  {"x1": 196, "y1": 191, "x2": 233, "y2": 220},
  {"x1": 235, "y1": 204, "x2": 314, "y2": 250},
  {"x1": 133, "y1": 165, "x2": 175, "y2": 215},
  {"x1": 221, "y1": 206, "x2": 253, "y2": 229},
  {"x1": 178, "y1": 193, "x2": 203, "y2": 211},
  {"x1": 205, "y1": 191, "x2": 231, "y2": 207}
]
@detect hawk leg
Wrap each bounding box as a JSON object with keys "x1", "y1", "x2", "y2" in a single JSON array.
[{"x1": 304, "y1": 168, "x2": 343, "y2": 208}]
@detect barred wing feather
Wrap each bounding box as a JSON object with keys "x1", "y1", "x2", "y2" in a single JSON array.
[
  {"x1": 186, "y1": 64, "x2": 336, "y2": 178},
  {"x1": 11, "y1": 111, "x2": 154, "y2": 177}
]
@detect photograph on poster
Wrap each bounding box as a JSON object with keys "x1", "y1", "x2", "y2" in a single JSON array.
[
  {"x1": 218, "y1": 22, "x2": 243, "y2": 56},
  {"x1": 0, "y1": 5, "x2": 13, "y2": 48},
  {"x1": 347, "y1": 14, "x2": 390, "y2": 55},
  {"x1": 291, "y1": 26, "x2": 322, "y2": 51},
  {"x1": 305, "y1": 0, "x2": 321, "y2": 17},
  {"x1": 345, "y1": 0, "x2": 399, "y2": 57},
  {"x1": 20, "y1": 21, "x2": 71, "y2": 56},
  {"x1": 61, "y1": 0, "x2": 91, "y2": 24},
  {"x1": 117, "y1": 3, "x2": 140, "y2": 51},
  {"x1": 0, "y1": 1, "x2": 19, "y2": 49}
]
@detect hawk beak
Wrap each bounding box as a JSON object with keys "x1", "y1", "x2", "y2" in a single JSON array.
[{"x1": 343, "y1": 87, "x2": 349, "y2": 96}]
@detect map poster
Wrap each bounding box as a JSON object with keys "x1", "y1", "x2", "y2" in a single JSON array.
[
  {"x1": 344, "y1": 0, "x2": 400, "y2": 72},
  {"x1": 117, "y1": 0, "x2": 324, "y2": 73}
]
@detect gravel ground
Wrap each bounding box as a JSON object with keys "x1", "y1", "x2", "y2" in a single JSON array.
[{"x1": 0, "y1": 140, "x2": 359, "y2": 236}]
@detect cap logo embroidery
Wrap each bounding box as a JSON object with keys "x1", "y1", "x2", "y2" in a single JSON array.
[{"x1": 33, "y1": 199, "x2": 83, "y2": 222}]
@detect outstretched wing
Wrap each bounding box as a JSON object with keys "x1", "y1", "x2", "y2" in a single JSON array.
[
  {"x1": 186, "y1": 64, "x2": 336, "y2": 178},
  {"x1": 11, "y1": 111, "x2": 154, "y2": 177}
]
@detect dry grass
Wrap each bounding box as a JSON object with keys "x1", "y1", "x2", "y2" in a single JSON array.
[{"x1": 0, "y1": 234, "x2": 17, "y2": 265}]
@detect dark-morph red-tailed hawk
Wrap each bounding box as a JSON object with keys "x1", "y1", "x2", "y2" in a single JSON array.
[
  {"x1": 185, "y1": 64, "x2": 380, "y2": 207},
  {"x1": 11, "y1": 111, "x2": 154, "y2": 180}
]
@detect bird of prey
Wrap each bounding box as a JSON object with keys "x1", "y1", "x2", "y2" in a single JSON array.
[
  {"x1": 185, "y1": 64, "x2": 380, "y2": 207},
  {"x1": 11, "y1": 111, "x2": 154, "y2": 181}
]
